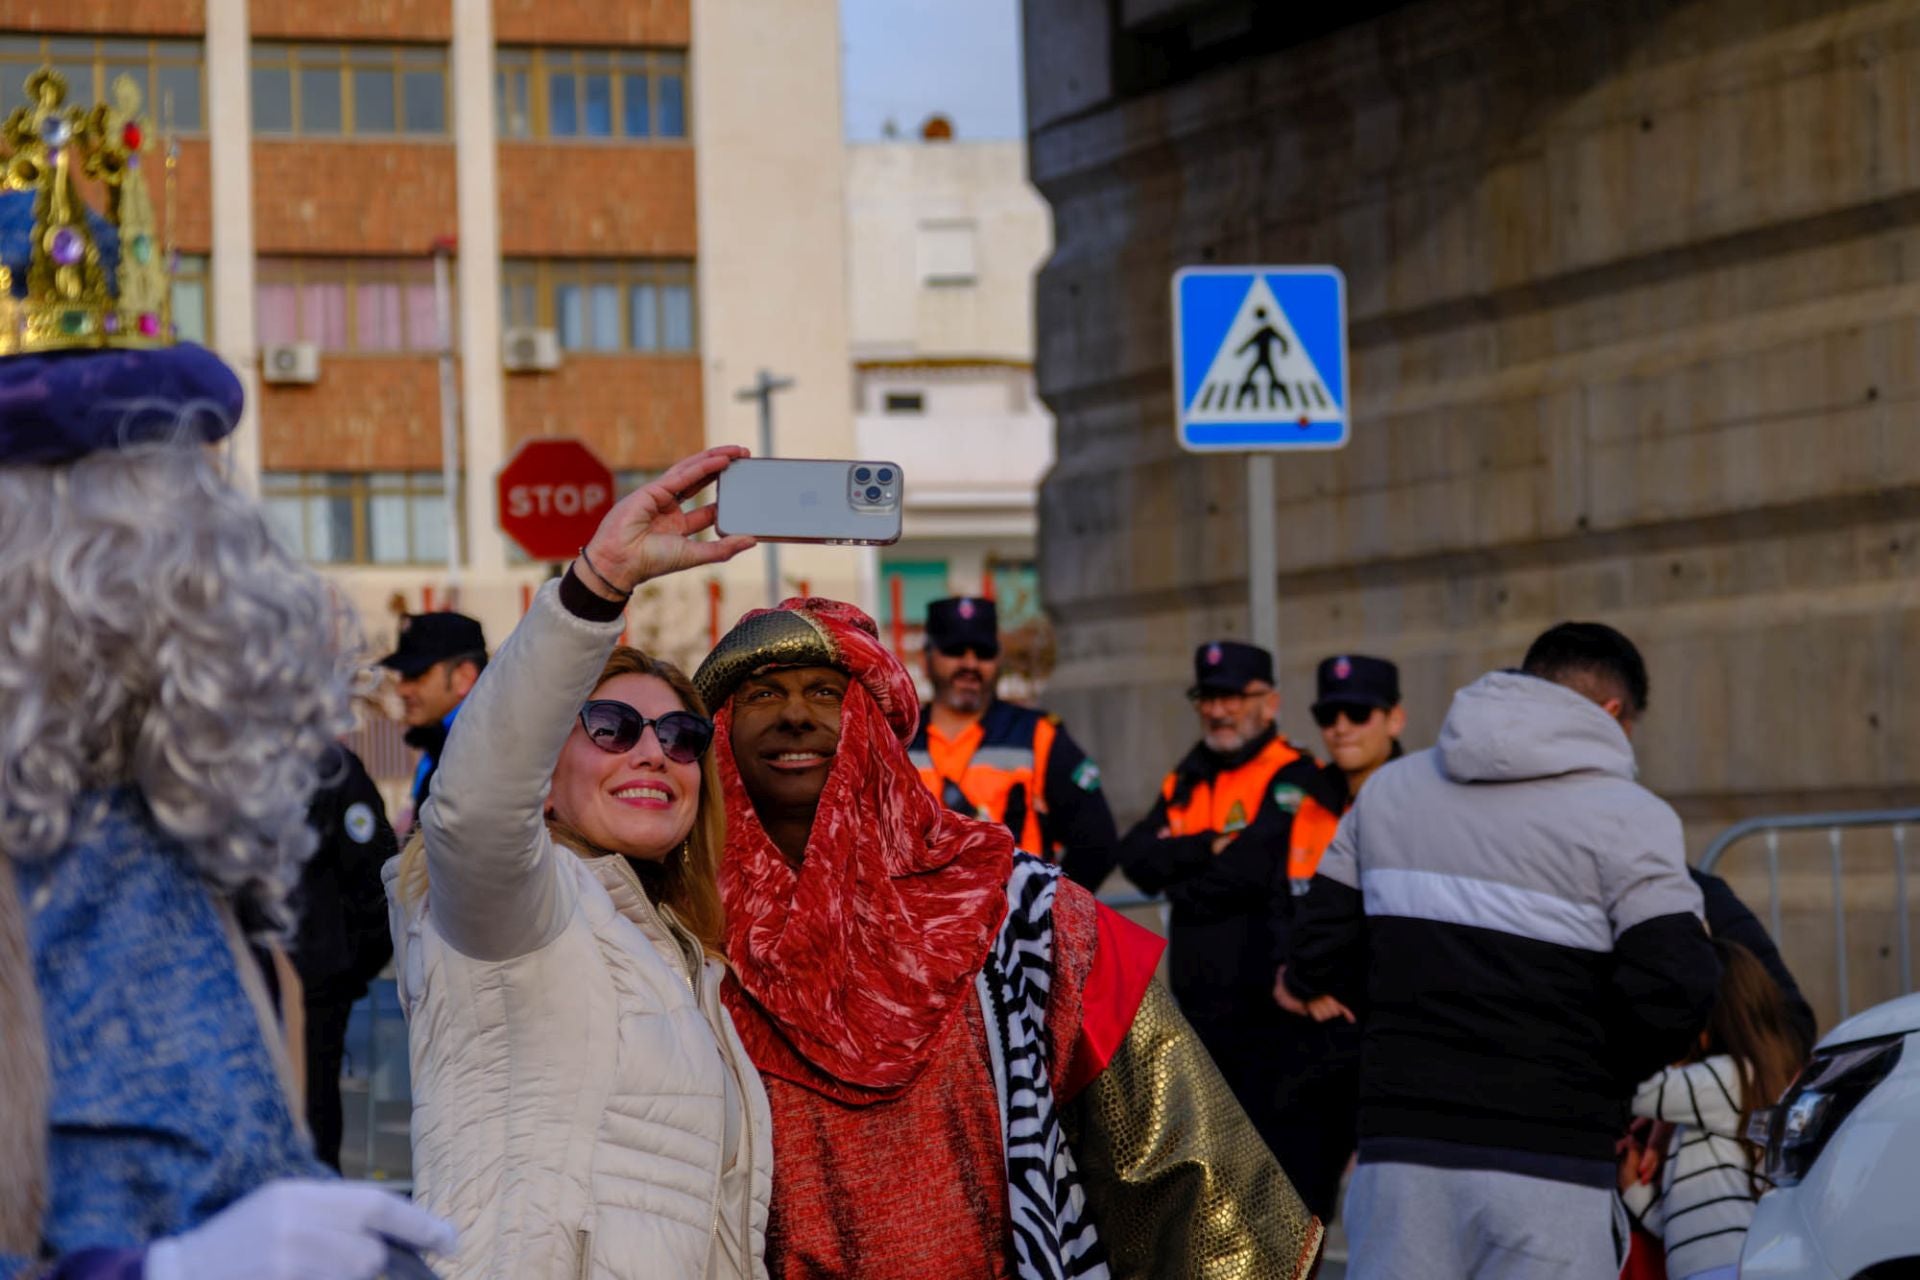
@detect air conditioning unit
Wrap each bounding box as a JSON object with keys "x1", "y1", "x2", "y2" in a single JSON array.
[
  {"x1": 261, "y1": 342, "x2": 320, "y2": 384},
  {"x1": 502, "y1": 327, "x2": 562, "y2": 373}
]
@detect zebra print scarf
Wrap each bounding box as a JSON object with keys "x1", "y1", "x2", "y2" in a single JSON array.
[{"x1": 977, "y1": 854, "x2": 1110, "y2": 1280}]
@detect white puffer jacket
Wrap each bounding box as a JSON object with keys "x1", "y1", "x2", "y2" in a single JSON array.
[{"x1": 386, "y1": 581, "x2": 772, "y2": 1280}]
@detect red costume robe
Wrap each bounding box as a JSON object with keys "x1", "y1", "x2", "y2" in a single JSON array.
[{"x1": 697, "y1": 600, "x2": 1320, "y2": 1280}]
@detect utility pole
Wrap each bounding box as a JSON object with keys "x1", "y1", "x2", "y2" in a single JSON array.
[
  {"x1": 1246, "y1": 455, "x2": 1278, "y2": 657},
  {"x1": 735, "y1": 369, "x2": 794, "y2": 606}
]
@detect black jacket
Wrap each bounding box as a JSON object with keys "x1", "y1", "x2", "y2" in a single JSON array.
[
  {"x1": 1693, "y1": 866, "x2": 1818, "y2": 1051},
  {"x1": 292, "y1": 744, "x2": 398, "y2": 1006},
  {"x1": 1117, "y1": 727, "x2": 1327, "y2": 1026}
]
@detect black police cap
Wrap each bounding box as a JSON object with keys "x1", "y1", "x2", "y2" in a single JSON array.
[
  {"x1": 1313, "y1": 653, "x2": 1401, "y2": 714},
  {"x1": 1189, "y1": 640, "x2": 1274, "y2": 697},
  {"x1": 379, "y1": 611, "x2": 488, "y2": 679},
  {"x1": 925, "y1": 596, "x2": 999, "y2": 657}
]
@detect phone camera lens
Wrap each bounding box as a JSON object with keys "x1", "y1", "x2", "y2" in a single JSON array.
[
  {"x1": 876, "y1": 468, "x2": 894, "y2": 484},
  {"x1": 854, "y1": 467, "x2": 873, "y2": 483},
  {"x1": 865, "y1": 485, "x2": 882, "y2": 502}
]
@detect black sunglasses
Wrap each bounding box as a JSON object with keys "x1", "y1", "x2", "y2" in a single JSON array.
[
  {"x1": 578, "y1": 700, "x2": 714, "y2": 764},
  {"x1": 1311, "y1": 702, "x2": 1380, "y2": 730},
  {"x1": 935, "y1": 641, "x2": 999, "y2": 661}
]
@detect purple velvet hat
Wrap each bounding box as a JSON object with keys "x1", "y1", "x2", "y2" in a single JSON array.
[{"x1": 0, "y1": 343, "x2": 243, "y2": 465}]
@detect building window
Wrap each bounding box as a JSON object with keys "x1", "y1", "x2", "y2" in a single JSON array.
[
  {"x1": 257, "y1": 258, "x2": 448, "y2": 353},
  {"x1": 172, "y1": 254, "x2": 210, "y2": 344},
  {"x1": 882, "y1": 391, "x2": 925, "y2": 415},
  {"x1": 494, "y1": 47, "x2": 687, "y2": 141},
  {"x1": 501, "y1": 260, "x2": 695, "y2": 353},
  {"x1": 0, "y1": 36, "x2": 204, "y2": 131},
  {"x1": 880, "y1": 559, "x2": 950, "y2": 631},
  {"x1": 251, "y1": 44, "x2": 448, "y2": 137},
  {"x1": 918, "y1": 220, "x2": 977, "y2": 287},
  {"x1": 262, "y1": 471, "x2": 452, "y2": 565}
]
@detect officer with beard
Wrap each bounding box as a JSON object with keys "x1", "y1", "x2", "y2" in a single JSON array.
[
  {"x1": 1117, "y1": 640, "x2": 1325, "y2": 1155},
  {"x1": 907, "y1": 596, "x2": 1119, "y2": 891}
]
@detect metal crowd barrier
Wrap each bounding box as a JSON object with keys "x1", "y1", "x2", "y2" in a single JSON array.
[
  {"x1": 1698, "y1": 807, "x2": 1920, "y2": 1022},
  {"x1": 340, "y1": 975, "x2": 413, "y2": 1190}
]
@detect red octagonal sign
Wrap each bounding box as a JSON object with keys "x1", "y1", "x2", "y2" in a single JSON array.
[{"x1": 496, "y1": 437, "x2": 616, "y2": 562}]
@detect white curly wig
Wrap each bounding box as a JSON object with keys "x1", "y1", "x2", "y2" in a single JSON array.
[{"x1": 0, "y1": 438, "x2": 358, "y2": 930}]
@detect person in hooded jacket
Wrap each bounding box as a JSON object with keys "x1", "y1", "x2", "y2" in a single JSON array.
[{"x1": 1282, "y1": 622, "x2": 1719, "y2": 1280}]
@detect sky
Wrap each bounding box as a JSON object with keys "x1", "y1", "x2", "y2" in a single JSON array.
[{"x1": 839, "y1": 0, "x2": 1025, "y2": 143}]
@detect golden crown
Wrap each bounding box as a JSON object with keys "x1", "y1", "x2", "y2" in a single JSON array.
[{"x1": 0, "y1": 67, "x2": 175, "y2": 356}]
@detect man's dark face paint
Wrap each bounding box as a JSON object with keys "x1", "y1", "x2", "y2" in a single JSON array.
[{"x1": 728, "y1": 666, "x2": 850, "y2": 822}]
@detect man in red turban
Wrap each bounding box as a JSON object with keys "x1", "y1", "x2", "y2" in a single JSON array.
[{"x1": 694, "y1": 599, "x2": 1320, "y2": 1280}]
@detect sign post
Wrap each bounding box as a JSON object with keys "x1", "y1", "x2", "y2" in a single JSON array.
[
  {"x1": 1172, "y1": 266, "x2": 1349, "y2": 661},
  {"x1": 735, "y1": 370, "x2": 794, "y2": 607},
  {"x1": 496, "y1": 437, "x2": 617, "y2": 564}
]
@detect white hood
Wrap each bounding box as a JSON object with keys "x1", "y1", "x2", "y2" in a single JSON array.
[{"x1": 1434, "y1": 670, "x2": 1637, "y2": 785}]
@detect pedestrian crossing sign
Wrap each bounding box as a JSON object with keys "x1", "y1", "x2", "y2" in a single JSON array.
[{"x1": 1172, "y1": 266, "x2": 1349, "y2": 452}]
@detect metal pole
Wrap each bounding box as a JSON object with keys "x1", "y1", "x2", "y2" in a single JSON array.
[
  {"x1": 1830, "y1": 828, "x2": 1850, "y2": 1019},
  {"x1": 735, "y1": 370, "x2": 794, "y2": 607},
  {"x1": 1766, "y1": 829, "x2": 1783, "y2": 942},
  {"x1": 432, "y1": 244, "x2": 462, "y2": 594},
  {"x1": 1895, "y1": 825, "x2": 1912, "y2": 996},
  {"x1": 1246, "y1": 454, "x2": 1279, "y2": 656}
]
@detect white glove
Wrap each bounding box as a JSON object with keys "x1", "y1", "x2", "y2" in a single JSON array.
[{"x1": 145, "y1": 1179, "x2": 457, "y2": 1280}]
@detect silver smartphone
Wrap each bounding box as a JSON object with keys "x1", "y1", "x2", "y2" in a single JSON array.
[{"x1": 714, "y1": 458, "x2": 904, "y2": 546}]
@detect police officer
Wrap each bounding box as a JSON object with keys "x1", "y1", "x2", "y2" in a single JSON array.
[
  {"x1": 378, "y1": 610, "x2": 488, "y2": 820},
  {"x1": 907, "y1": 595, "x2": 1119, "y2": 891},
  {"x1": 1116, "y1": 639, "x2": 1326, "y2": 1150},
  {"x1": 1269, "y1": 653, "x2": 1404, "y2": 1223},
  {"x1": 290, "y1": 742, "x2": 399, "y2": 1171}
]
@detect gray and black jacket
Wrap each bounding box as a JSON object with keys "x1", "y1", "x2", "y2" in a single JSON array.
[{"x1": 1284, "y1": 670, "x2": 1719, "y2": 1184}]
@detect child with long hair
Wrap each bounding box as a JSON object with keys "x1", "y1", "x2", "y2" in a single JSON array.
[{"x1": 1621, "y1": 937, "x2": 1810, "y2": 1280}]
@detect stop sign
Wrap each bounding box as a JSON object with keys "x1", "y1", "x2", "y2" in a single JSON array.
[{"x1": 496, "y1": 438, "x2": 617, "y2": 562}]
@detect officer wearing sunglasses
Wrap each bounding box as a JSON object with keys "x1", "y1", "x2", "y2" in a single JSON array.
[
  {"x1": 1269, "y1": 653, "x2": 1404, "y2": 1225},
  {"x1": 906, "y1": 596, "x2": 1119, "y2": 892}
]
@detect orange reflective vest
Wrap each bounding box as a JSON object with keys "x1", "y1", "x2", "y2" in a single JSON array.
[
  {"x1": 911, "y1": 710, "x2": 1057, "y2": 853},
  {"x1": 1160, "y1": 736, "x2": 1304, "y2": 837},
  {"x1": 1286, "y1": 792, "x2": 1344, "y2": 895}
]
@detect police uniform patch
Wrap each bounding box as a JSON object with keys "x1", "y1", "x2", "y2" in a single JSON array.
[
  {"x1": 1072, "y1": 760, "x2": 1101, "y2": 792},
  {"x1": 344, "y1": 802, "x2": 377, "y2": 845},
  {"x1": 1272, "y1": 783, "x2": 1304, "y2": 813}
]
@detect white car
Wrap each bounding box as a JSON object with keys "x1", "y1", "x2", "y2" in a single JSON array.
[{"x1": 1741, "y1": 992, "x2": 1920, "y2": 1279}]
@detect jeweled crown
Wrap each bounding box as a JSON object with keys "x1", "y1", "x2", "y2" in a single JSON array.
[{"x1": 0, "y1": 67, "x2": 174, "y2": 355}]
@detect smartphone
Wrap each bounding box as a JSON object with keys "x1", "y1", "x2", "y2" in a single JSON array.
[{"x1": 714, "y1": 458, "x2": 904, "y2": 546}]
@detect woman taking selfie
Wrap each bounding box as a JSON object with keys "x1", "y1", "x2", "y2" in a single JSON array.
[{"x1": 387, "y1": 447, "x2": 768, "y2": 1280}]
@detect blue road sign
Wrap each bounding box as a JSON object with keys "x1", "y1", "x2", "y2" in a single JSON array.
[{"x1": 1172, "y1": 266, "x2": 1349, "y2": 452}]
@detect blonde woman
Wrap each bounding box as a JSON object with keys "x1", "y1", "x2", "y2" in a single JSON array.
[{"x1": 387, "y1": 447, "x2": 769, "y2": 1280}]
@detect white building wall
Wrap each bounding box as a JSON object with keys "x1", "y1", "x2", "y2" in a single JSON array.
[
  {"x1": 846, "y1": 140, "x2": 1049, "y2": 361},
  {"x1": 845, "y1": 136, "x2": 1056, "y2": 631},
  {"x1": 692, "y1": 0, "x2": 862, "y2": 618}
]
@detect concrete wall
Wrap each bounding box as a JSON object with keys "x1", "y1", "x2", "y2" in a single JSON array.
[{"x1": 1025, "y1": 0, "x2": 1920, "y2": 852}]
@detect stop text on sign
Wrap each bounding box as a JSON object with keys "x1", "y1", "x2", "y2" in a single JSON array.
[
  {"x1": 505, "y1": 482, "x2": 610, "y2": 519},
  {"x1": 495, "y1": 437, "x2": 618, "y2": 562}
]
